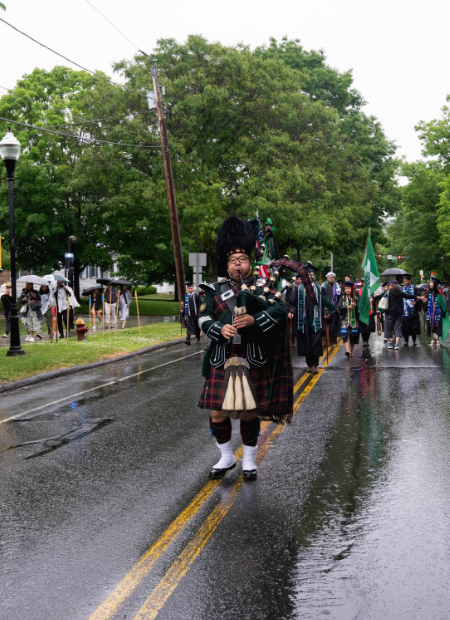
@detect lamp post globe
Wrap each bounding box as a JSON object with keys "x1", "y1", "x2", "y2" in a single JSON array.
[
  {"x1": 0, "y1": 127, "x2": 25, "y2": 356},
  {"x1": 0, "y1": 128, "x2": 21, "y2": 164}
]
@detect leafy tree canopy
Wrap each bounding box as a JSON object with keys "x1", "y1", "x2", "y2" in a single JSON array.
[{"x1": 0, "y1": 35, "x2": 400, "y2": 284}]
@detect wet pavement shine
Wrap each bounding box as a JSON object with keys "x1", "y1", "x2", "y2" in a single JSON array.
[{"x1": 1, "y1": 334, "x2": 450, "y2": 619}]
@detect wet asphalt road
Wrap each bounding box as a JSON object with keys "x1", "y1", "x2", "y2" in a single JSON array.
[{"x1": 1, "y1": 333, "x2": 450, "y2": 620}]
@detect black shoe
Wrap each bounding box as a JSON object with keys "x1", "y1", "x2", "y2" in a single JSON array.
[
  {"x1": 413, "y1": 341, "x2": 417, "y2": 346},
  {"x1": 208, "y1": 463, "x2": 236, "y2": 479},
  {"x1": 345, "y1": 351, "x2": 350, "y2": 357},
  {"x1": 36, "y1": 333, "x2": 43, "y2": 340},
  {"x1": 185, "y1": 340, "x2": 191, "y2": 345},
  {"x1": 243, "y1": 469, "x2": 258, "y2": 480},
  {"x1": 404, "y1": 342, "x2": 409, "y2": 346}
]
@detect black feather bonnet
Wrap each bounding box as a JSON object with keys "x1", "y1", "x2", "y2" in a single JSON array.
[{"x1": 216, "y1": 216, "x2": 256, "y2": 277}]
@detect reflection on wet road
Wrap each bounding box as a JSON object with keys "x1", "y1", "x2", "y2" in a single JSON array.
[{"x1": 1, "y1": 336, "x2": 450, "y2": 619}]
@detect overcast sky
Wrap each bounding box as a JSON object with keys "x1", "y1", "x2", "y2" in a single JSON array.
[{"x1": 1, "y1": 0, "x2": 449, "y2": 163}]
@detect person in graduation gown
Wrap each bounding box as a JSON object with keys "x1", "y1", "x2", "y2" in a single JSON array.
[
  {"x1": 182, "y1": 282, "x2": 201, "y2": 345},
  {"x1": 296, "y1": 263, "x2": 335, "y2": 373},
  {"x1": 321, "y1": 272, "x2": 342, "y2": 343},
  {"x1": 286, "y1": 275, "x2": 300, "y2": 347},
  {"x1": 358, "y1": 294, "x2": 376, "y2": 347},
  {"x1": 423, "y1": 275, "x2": 449, "y2": 346},
  {"x1": 401, "y1": 273, "x2": 422, "y2": 346},
  {"x1": 375, "y1": 282, "x2": 389, "y2": 342},
  {"x1": 339, "y1": 282, "x2": 360, "y2": 356}
]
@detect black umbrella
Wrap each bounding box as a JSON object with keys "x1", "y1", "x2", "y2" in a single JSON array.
[
  {"x1": 82, "y1": 285, "x2": 105, "y2": 296},
  {"x1": 96, "y1": 277, "x2": 112, "y2": 285},
  {"x1": 380, "y1": 268, "x2": 408, "y2": 276},
  {"x1": 110, "y1": 279, "x2": 132, "y2": 286}
]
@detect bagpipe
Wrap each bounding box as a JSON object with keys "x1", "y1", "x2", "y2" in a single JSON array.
[{"x1": 222, "y1": 263, "x2": 294, "y2": 420}]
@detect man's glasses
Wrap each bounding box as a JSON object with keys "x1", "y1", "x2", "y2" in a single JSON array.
[{"x1": 228, "y1": 257, "x2": 250, "y2": 265}]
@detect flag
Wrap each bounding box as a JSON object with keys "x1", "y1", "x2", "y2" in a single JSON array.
[{"x1": 359, "y1": 233, "x2": 380, "y2": 326}]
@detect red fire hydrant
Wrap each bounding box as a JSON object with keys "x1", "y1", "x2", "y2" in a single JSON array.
[{"x1": 75, "y1": 318, "x2": 88, "y2": 341}]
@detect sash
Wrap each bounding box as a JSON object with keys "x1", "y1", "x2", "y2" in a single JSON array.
[
  {"x1": 184, "y1": 293, "x2": 189, "y2": 320},
  {"x1": 298, "y1": 283, "x2": 322, "y2": 333},
  {"x1": 342, "y1": 296, "x2": 357, "y2": 330},
  {"x1": 426, "y1": 293, "x2": 441, "y2": 328},
  {"x1": 403, "y1": 285, "x2": 415, "y2": 316}
]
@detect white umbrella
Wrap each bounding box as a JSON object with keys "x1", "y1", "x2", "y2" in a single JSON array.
[
  {"x1": 44, "y1": 272, "x2": 69, "y2": 283},
  {"x1": 17, "y1": 275, "x2": 49, "y2": 286}
]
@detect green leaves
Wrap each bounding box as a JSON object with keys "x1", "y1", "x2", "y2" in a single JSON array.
[{"x1": 0, "y1": 36, "x2": 400, "y2": 282}]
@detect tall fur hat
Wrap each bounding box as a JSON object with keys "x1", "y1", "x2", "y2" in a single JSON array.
[{"x1": 216, "y1": 216, "x2": 256, "y2": 277}]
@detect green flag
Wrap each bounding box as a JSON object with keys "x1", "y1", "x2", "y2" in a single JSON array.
[{"x1": 359, "y1": 233, "x2": 380, "y2": 326}]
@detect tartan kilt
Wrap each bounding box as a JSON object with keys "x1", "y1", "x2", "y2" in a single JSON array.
[{"x1": 199, "y1": 344, "x2": 271, "y2": 411}]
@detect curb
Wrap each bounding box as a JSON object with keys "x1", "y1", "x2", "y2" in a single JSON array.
[{"x1": 0, "y1": 337, "x2": 190, "y2": 395}]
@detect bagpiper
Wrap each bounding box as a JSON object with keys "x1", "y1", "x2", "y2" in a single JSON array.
[{"x1": 197, "y1": 216, "x2": 315, "y2": 480}]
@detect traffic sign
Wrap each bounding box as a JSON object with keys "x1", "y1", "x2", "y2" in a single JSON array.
[{"x1": 189, "y1": 253, "x2": 207, "y2": 269}]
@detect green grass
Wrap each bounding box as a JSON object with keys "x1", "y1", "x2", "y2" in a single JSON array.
[
  {"x1": 140, "y1": 293, "x2": 176, "y2": 301},
  {"x1": 0, "y1": 322, "x2": 184, "y2": 384},
  {"x1": 77, "y1": 299, "x2": 178, "y2": 316}
]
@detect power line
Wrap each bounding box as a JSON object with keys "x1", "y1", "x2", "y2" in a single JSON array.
[
  {"x1": 84, "y1": 0, "x2": 141, "y2": 51},
  {"x1": 0, "y1": 116, "x2": 162, "y2": 149},
  {"x1": 0, "y1": 17, "x2": 148, "y2": 100},
  {"x1": 0, "y1": 85, "x2": 10, "y2": 92}
]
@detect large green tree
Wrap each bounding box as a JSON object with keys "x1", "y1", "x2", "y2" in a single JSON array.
[
  {"x1": 387, "y1": 162, "x2": 448, "y2": 280},
  {"x1": 388, "y1": 94, "x2": 450, "y2": 281},
  {"x1": 0, "y1": 35, "x2": 400, "y2": 286}
]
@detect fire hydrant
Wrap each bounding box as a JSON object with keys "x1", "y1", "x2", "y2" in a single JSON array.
[{"x1": 75, "y1": 318, "x2": 88, "y2": 341}]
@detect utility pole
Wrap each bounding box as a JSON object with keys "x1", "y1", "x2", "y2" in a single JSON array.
[
  {"x1": 330, "y1": 251, "x2": 334, "y2": 273},
  {"x1": 151, "y1": 60, "x2": 186, "y2": 325}
]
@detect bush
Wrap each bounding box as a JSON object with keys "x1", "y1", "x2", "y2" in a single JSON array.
[{"x1": 133, "y1": 285, "x2": 157, "y2": 296}]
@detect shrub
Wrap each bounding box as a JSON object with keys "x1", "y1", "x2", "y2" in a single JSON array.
[{"x1": 133, "y1": 285, "x2": 157, "y2": 296}]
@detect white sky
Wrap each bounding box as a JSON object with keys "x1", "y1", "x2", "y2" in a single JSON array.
[{"x1": 1, "y1": 0, "x2": 449, "y2": 162}]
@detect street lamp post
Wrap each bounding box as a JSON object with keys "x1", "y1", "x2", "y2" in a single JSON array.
[{"x1": 0, "y1": 128, "x2": 25, "y2": 356}]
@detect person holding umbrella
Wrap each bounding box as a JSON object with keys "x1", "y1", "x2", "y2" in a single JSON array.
[
  {"x1": 104, "y1": 282, "x2": 117, "y2": 328},
  {"x1": 117, "y1": 282, "x2": 132, "y2": 329},
  {"x1": 19, "y1": 281, "x2": 43, "y2": 343},
  {"x1": 55, "y1": 279, "x2": 72, "y2": 338},
  {"x1": 1, "y1": 282, "x2": 12, "y2": 338}
]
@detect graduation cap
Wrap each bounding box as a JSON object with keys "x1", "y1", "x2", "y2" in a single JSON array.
[
  {"x1": 343, "y1": 280, "x2": 355, "y2": 287},
  {"x1": 430, "y1": 274, "x2": 440, "y2": 286},
  {"x1": 185, "y1": 281, "x2": 194, "y2": 287}
]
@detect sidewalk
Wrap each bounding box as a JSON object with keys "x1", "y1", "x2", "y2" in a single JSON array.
[{"x1": 0, "y1": 314, "x2": 179, "y2": 347}]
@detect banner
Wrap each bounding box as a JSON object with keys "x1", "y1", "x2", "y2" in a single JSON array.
[{"x1": 359, "y1": 233, "x2": 380, "y2": 326}]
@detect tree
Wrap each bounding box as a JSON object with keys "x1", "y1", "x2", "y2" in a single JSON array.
[
  {"x1": 113, "y1": 35, "x2": 400, "y2": 278},
  {"x1": 0, "y1": 36, "x2": 400, "y2": 286},
  {"x1": 387, "y1": 162, "x2": 447, "y2": 280},
  {"x1": 0, "y1": 66, "x2": 171, "y2": 295}
]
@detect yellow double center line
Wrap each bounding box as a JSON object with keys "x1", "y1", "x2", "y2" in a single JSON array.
[{"x1": 89, "y1": 340, "x2": 342, "y2": 620}]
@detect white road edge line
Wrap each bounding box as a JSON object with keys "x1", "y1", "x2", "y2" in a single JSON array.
[{"x1": 0, "y1": 352, "x2": 202, "y2": 425}]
